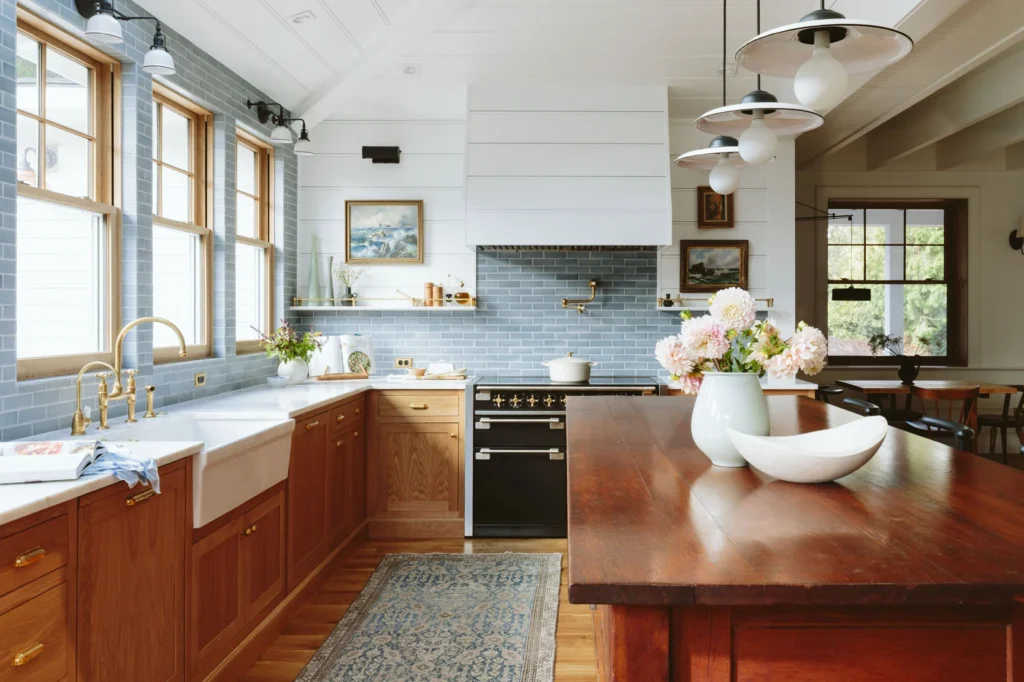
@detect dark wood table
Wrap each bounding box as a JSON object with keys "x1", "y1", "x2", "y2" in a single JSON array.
[{"x1": 567, "y1": 396, "x2": 1024, "y2": 681}]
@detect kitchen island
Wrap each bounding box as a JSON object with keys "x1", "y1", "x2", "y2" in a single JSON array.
[{"x1": 567, "y1": 395, "x2": 1024, "y2": 681}]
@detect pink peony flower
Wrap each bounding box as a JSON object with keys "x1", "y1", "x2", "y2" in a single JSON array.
[
  {"x1": 709, "y1": 288, "x2": 757, "y2": 332},
  {"x1": 765, "y1": 346, "x2": 801, "y2": 379},
  {"x1": 674, "y1": 373, "x2": 703, "y2": 395},
  {"x1": 680, "y1": 315, "x2": 730, "y2": 360},
  {"x1": 655, "y1": 335, "x2": 695, "y2": 378},
  {"x1": 789, "y1": 324, "x2": 828, "y2": 375}
]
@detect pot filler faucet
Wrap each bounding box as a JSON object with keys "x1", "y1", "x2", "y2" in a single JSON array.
[{"x1": 71, "y1": 317, "x2": 187, "y2": 435}]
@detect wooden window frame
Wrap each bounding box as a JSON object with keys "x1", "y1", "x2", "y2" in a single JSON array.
[
  {"x1": 15, "y1": 9, "x2": 122, "y2": 381},
  {"x1": 235, "y1": 129, "x2": 275, "y2": 355},
  {"x1": 152, "y1": 84, "x2": 214, "y2": 363},
  {"x1": 825, "y1": 199, "x2": 968, "y2": 368}
]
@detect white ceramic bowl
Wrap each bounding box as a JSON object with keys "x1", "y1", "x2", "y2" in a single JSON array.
[{"x1": 726, "y1": 416, "x2": 889, "y2": 484}]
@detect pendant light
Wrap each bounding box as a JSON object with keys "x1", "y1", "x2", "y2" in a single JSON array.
[
  {"x1": 675, "y1": 0, "x2": 746, "y2": 195},
  {"x1": 734, "y1": 1, "x2": 913, "y2": 111},
  {"x1": 78, "y1": 1, "x2": 176, "y2": 76},
  {"x1": 292, "y1": 122, "x2": 314, "y2": 156},
  {"x1": 695, "y1": 0, "x2": 823, "y2": 165},
  {"x1": 270, "y1": 121, "x2": 293, "y2": 145}
]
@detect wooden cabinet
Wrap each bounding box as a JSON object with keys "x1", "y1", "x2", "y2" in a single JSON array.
[
  {"x1": 189, "y1": 488, "x2": 285, "y2": 682},
  {"x1": 351, "y1": 427, "x2": 367, "y2": 529},
  {"x1": 287, "y1": 411, "x2": 329, "y2": 590},
  {"x1": 0, "y1": 580, "x2": 69, "y2": 682},
  {"x1": 326, "y1": 396, "x2": 366, "y2": 550},
  {"x1": 78, "y1": 463, "x2": 187, "y2": 682},
  {"x1": 367, "y1": 391, "x2": 464, "y2": 539}
]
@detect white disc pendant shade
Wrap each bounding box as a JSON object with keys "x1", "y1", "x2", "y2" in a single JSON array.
[
  {"x1": 85, "y1": 10, "x2": 123, "y2": 44},
  {"x1": 735, "y1": 9, "x2": 913, "y2": 78},
  {"x1": 695, "y1": 91, "x2": 823, "y2": 137},
  {"x1": 674, "y1": 136, "x2": 747, "y2": 171}
]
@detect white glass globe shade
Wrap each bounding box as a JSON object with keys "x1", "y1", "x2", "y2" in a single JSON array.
[
  {"x1": 143, "y1": 47, "x2": 175, "y2": 76},
  {"x1": 86, "y1": 11, "x2": 123, "y2": 45},
  {"x1": 293, "y1": 137, "x2": 314, "y2": 156},
  {"x1": 709, "y1": 156, "x2": 740, "y2": 195},
  {"x1": 270, "y1": 125, "x2": 293, "y2": 145},
  {"x1": 739, "y1": 117, "x2": 777, "y2": 165},
  {"x1": 794, "y1": 45, "x2": 848, "y2": 110}
]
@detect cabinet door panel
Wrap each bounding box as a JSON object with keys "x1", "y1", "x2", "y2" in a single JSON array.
[
  {"x1": 351, "y1": 427, "x2": 367, "y2": 527},
  {"x1": 288, "y1": 413, "x2": 328, "y2": 589},
  {"x1": 242, "y1": 491, "x2": 286, "y2": 621},
  {"x1": 78, "y1": 467, "x2": 186, "y2": 682},
  {"x1": 378, "y1": 422, "x2": 460, "y2": 515},
  {"x1": 326, "y1": 433, "x2": 350, "y2": 548},
  {"x1": 189, "y1": 517, "x2": 244, "y2": 672}
]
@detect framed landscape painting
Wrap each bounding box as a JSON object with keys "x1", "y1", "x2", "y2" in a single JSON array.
[
  {"x1": 680, "y1": 240, "x2": 748, "y2": 293},
  {"x1": 345, "y1": 200, "x2": 424, "y2": 264},
  {"x1": 697, "y1": 185, "x2": 734, "y2": 228}
]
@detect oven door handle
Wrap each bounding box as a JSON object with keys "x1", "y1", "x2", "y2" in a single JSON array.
[
  {"x1": 475, "y1": 448, "x2": 565, "y2": 461},
  {"x1": 475, "y1": 418, "x2": 564, "y2": 430}
]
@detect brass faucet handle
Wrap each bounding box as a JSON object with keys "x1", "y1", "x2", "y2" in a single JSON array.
[{"x1": 123, "y1": 369, "x2": 139, "y2": 393}]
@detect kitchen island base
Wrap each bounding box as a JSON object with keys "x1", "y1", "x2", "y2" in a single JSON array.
[{"x1": 593, "y1": 603, "x2": 1023, "y2": 681}]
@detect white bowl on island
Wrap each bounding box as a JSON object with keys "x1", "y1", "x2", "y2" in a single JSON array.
[{"x1": 726, "y1": 416, "x2": 889, "y2": 484}]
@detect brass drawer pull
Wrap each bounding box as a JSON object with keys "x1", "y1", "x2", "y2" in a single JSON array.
[
  {"x1": 125, "y1": 487, "x2": 156, "y2": 507},
  {"x1": 11, "y1": 642, "x2": 44, "y2": 667},
  {"x1": 14, "y1": 546, "x2": 46, "y2": 568},
  {"x1": 355, "y1": 407, "x2": 361, "y2": 414},
  {"x1": 305, "y1": 420, "x2": 320, "y2": 430},
  {"x1": 336, "y1": 414, "x2": 345, "y2": 422},
  {"x1": 353, "y1": 431, "x2": 359, "y2": 437},
  {"x1": 409, "y1": 403, "x2": 428, "y2": 410},
  {"x1": 336, "y1": 440, "x2": 343, "y2": 447},
  {"x1": 241, "y1": 525, "x2": 258, "y2": 537}
]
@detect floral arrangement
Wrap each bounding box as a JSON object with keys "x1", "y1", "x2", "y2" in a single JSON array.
[
  {"x1": 868, "y1": 332, "x2": 931, "y2": 357},
  {"x1": 331, "y1": 263, "x2": 368, "y2": 287},
  {"x1": 655, "y1": 288, "x2": 827, "y2": 395},
  {"x1": 253, "y1": 320, "x2": 325, "y2": 363}
]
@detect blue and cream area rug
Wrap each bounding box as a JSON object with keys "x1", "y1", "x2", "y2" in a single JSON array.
[{"x1": 295, "y1": 553, "x2": 562, "y2": 682}]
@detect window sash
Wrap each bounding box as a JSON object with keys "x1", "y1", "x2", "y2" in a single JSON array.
[
  {"x1": 236, "y1": 129, "x2": 274, "y2": 352},
  {"x1": 235, "y1": 239, "x2": 272, "y2": 353}
]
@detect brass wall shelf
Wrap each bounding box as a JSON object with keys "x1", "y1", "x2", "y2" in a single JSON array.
[{"x1": 656, "y1": 296, "x2": 775, "y2": 310}]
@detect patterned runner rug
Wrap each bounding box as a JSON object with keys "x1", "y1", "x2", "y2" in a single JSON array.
[{"x1": 295, "y1": 552, "x2": 562, "y2": 682}]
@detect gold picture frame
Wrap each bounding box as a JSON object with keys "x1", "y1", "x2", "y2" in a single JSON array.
[
  {"x1": 697, "y1": 185, "x2": 734, "y2": 228},
  {"x1": 345, "y1": 200, "x2": 424, "y2": 264},
  {"x1": 679, "y1": 239, "x2": 749, "y2": 293}
]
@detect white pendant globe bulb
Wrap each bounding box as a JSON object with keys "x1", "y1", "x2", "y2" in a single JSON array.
[
  {"x1": 709, "y1": 155, "x2": 740, "y2": 195},
  {"x1": 794, "y1": 31, "x2": 848, "y2": 111},
  {"x1": 739, "y1": 115, "x2": 777, "y2": 165}
]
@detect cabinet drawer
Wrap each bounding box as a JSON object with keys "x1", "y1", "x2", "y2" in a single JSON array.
[
  {"x1": 0, "y1": 582, "x2": 68, "y2": 682},
  {"x1": 378, "y1": 392, "x2": 460, "y2": 418},
  {"x1": 0, "y1": 516, "x2": 68, "y2": 599},
  {"x1": 330, "y1": 397, "x2": 365, "y2": 433}
]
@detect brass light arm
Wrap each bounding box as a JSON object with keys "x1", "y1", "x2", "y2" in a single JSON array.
[
  {"x1": 562, "y1": 280, "x2": 599, "y2": 314},
  {"x1": 110, "y1": 316, "x2": 187, "y2": 399}
]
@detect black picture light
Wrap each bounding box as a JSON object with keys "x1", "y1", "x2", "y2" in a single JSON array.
[{"x1": 362, "y1": 146, "x2": 401, "y2": 164}]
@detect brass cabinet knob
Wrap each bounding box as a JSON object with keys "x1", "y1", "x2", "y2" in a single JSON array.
[
  {"x1": 336, "y1": 415, "x2": 345, "y2": 423},
  {"x1": 242, "y1": 525, "x2": 258, "y2": 536},
  {"x1": 353, "y1": 431, "x2": 359, "y2": 437},
  {"x1": 355, "y1": 407, "x2": 361, "y2": 414},
  {"x1": 450, "y1": 433, "x2": 456, "y2": 438},
  {"x1": 336, "y1": 440, "x2": 343, "y2": 447}
]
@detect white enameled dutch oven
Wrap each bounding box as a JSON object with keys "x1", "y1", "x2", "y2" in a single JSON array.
[{"x1": 541, "y1": 352, "x2": 598, "y2": 383}]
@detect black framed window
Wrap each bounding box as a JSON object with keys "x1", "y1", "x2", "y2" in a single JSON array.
[{"x1": 826, "y1": 200, "x2": 967, "y2": 366}]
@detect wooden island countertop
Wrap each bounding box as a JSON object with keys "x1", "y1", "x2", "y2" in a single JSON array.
[{"x1": 566, "y1": 396, "x2": 1024, "y2": 682}]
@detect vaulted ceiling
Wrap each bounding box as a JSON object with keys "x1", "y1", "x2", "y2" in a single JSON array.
[{"x1": 135, "y1": 0, "x2": 926, "y2": 127}]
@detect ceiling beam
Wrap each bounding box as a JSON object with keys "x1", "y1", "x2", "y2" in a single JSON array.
[
  {"x1": 864, "y1": 41, "x2": 1024, "y2": 169},
  {"x1": 934, "y1": 102, "x2": 1024, "y2": 169},
  {"x1": 295, "y1": 0, "x2": 472, "y2": 130}
]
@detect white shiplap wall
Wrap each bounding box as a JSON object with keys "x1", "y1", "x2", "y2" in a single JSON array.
[
  {"x1": 465, "y1": 86, "x2": 673, "y2": 246},
  {"x1": 297, "y1": 86, "x2": 475, "y2": 307},
  {"x1": 662, "y1": 123, "x2": 797, "y2": 335}
]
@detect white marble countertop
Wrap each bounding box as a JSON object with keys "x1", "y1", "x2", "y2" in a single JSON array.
[{"x1": 0, "y1": 376, "x2": 475, "y2": 527}]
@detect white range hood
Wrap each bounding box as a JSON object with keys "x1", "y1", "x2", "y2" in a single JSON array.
[{"x1": 465, "y1": 86, "x2": 673, "y2": 248}]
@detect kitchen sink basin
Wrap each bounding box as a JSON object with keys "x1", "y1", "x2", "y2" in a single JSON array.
[{"x1": 98, "y1": 414, "x2": 295, "y2": 528}]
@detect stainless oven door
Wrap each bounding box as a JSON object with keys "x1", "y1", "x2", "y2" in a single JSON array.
[{"x1": 472, "y1": 447, "x2": 567, "y2": 538}]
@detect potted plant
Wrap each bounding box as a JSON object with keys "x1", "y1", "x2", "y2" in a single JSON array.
[
  {"x1": 868, "y1": 333, "x2": 931, "y2": 385},
  {"x1": 254, "y1": 320, "x2": 325, "y2": 384},
  {"x1": 331, "y1": 264, "x2": 368, "y2": 307},
  {"x1": 655, "y1": 288, "x2": 827, "y2": 467}
]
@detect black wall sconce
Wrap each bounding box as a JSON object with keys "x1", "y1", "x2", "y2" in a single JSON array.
[
  {"x1": 246, "y1": 100, "x2": 313, "y2": 156},
  {"x1": 1011, "y1": 219, "x2": 1024, "y2": 255},
  {"x1": 77, "y1": 0, "x2": 175, "y2": 75},
  {"x1": 362, "y1": 146, "x2": 401, "y2": 164}
]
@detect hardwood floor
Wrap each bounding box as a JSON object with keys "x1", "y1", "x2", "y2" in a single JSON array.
[{"x1": 238, "y1": 537, "x2": 598, "y2": 682}]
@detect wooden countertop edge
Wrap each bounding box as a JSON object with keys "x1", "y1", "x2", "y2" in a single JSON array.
[{"x1": 568, "y1": 582, "x2": 1024, "y2": 607}]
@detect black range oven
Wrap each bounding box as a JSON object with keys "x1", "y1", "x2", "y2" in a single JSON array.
[{"x1": 470, "y1": 376, "x2": 659, "y2": 538}]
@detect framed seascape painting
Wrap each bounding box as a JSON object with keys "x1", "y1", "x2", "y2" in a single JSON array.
[
  {"x1": 345, "y1": 200, "x2": 424, "y2": 264},
  {"x1": 679, "y1": 240, "x2": 748, "y2": 293},
  {"x1": 697, "y1": 185, "x2": 734, "y2": 228}
]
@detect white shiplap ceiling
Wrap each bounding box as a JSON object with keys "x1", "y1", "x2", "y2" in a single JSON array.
[{"x1": 135, "y1": 0, "x2": 926, "y2": 123}]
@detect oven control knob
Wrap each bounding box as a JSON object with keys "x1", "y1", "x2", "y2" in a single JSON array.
[
  {"x1": 543, "y1": 394, "x2": 555, "y2": 408},
  {"x1": 526, "y1": 394, "x2": 538, "y2": 408},
  {"x1": 492, "y1": 394, "x2": 505, "y2": 408},
  {"x1": 510, "y1": 394, "x2": 522, "y2": 408},
  {"x1": 559, "y1": 395, "x2": 567, "y2": 406}
]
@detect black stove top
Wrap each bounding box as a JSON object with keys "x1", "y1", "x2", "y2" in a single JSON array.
[{"x1": 476, "y1": 375, "x2": 660, "y2": 389}]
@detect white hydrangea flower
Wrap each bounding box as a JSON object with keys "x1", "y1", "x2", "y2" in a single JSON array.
[{"x1": 709, "y1": 287, "x2": 757, "y2": 332}]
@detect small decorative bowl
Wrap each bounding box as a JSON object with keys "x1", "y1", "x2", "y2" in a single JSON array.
[
  {"x1": 407, "y1": 368, "x2": 426, "y2": 378},
  {"x1": 266, "y1": 376, "x2": 288, "y2": 389},
  {"x1": 726, "y1": 416, "x2": 889, "y2": 484}
]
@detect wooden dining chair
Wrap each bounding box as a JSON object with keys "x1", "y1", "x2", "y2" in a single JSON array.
[
  {"x1": 815, "y1": 385, "x2": 844, "y2": 404},
  {"x1": 977, "y1": 385, "x2": 1024, "y2": 463},
  {"x1": 903, "y1": 385, "x2": 980, "y2": 452}
]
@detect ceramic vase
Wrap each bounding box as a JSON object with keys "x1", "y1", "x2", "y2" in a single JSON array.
[
  {"x1": 897, "y1": 358, "x2": 919, "y2": 385},
  {"x1": 326, "y1": 256, "x2": 335, "y2": 303},
  {"x1": 690, "y1": 372, "x2": 769, "y2": 467},
  {"x1": 277, "y1": 358, "x2": 309, "y2": 385},
  {"x1": 306, "y1": 236, "x2": 321, "y2": 306}
]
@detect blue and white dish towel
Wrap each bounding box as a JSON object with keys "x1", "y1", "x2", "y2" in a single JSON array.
[{"x1": 82, "y1": 442, "x2": 161, "y2": 493}]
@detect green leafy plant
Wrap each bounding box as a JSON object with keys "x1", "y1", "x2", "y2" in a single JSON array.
[
  {"x1": 868, "y1": 333, "x2": 931, "y2": 357},
  {"x1": 253, "y1": 320, "x2": 325, "y2": 363}
]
